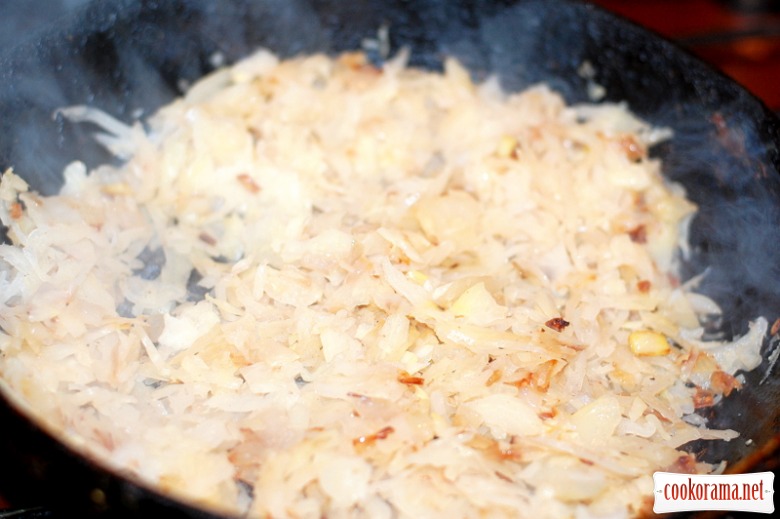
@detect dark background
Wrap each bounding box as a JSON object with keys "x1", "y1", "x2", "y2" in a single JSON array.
[
  {"x1": 0, "y1": 0, "x2": 778, "y2": 513},
  {"x1": 0, "y1": 1, "x2": 89, "y2": 48},
  {"x1": 593, "y1": 0, "x2": 780, "y2": 109}
]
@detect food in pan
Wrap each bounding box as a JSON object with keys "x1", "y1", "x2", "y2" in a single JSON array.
[{"x1": 0, "y1": 50, "x2": 767, "y2": 518}]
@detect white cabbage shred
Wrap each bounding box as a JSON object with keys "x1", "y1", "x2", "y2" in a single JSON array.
[{"x1": 0, "y1": 49, "x2": 768, "y2": 518}]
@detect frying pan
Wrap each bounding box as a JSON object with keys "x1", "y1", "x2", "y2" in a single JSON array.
[{"x1": 0, "y1": 0, "x2": 778, "y2": 517}]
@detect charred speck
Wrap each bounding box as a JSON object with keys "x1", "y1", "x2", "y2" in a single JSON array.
[
  {"x1": 628, "y1": 224, "x2": 647, "y2": 244},
  {"x1": 545, "y1": 317, "x2": 570, "y2": 332},
  {"x1": 353, "y1": 426, "x2": 395, "y2": 449}
]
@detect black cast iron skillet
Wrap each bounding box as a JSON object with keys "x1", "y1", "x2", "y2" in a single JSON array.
[{"x1": 0, "y1": 0, "x2": 778, "y2": 517}]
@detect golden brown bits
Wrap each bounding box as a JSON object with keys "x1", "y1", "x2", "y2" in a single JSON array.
[
  {"x1": 637, "y1": 280, "x2": 651, "y2": 293},
  {"x1": 337, "y1": 52, "x2": 381, "y2": 75},
  {"x1": 639, "y1": 496, "x2": 655, "y2": 517},
  {"x1": 198, "y1": 232, "x2": 217, "y2": 246},
  {"x1": 545, "y1": 317, "x2": 570, "y2": 332},
  {"x1": 618, "y1": 135, "x2": 645, "y2": 162},
  {"x1": 647, "y1": 409, "x2": 672, "y2": 424},
  {"x1": 9, "y1": 201, "x2": 23, "y2": 220},
  {"x1": 497, "y1": 446, "x2": 523, "y2": 462},
  {"x1": 693, "y1": 387, "x2": 715, "y2": 409},
  {"x1": 237, "y1": 173, "x2": 261, "y2": 194},
  {"x1": 532, "y1": 360, "x2": 557, "y2": 392},
  {"x1": 539, "y1": 408, "x2": 558, "y2": 420},
  {"x1": 665, "y1": 454, "x2": 698, "y2": 474},
  {"x1": 397, "y1": 371, "x2": 425, "y2": 386},
  {"x1": 710, "y1": 370, "x2": 742, "y2": 397},
  {"x1": 467, "y1": 435, "x2": 523, "y2": 463},
  {"x1": 353, "y1": 426, "x2": 395, "y2": 450},
  {"x1": 504, "y1": 373, "x2": 532, "y2": 389},
  {"x1": 486, "y1": 369, "x2": 502, "y2": 387},
  {"x1": 628, "y1": 224, "x2": 647, "y2": 244},
  {"x1": 229, "y1": 350, "x2": 250, "y2": 368},
  {"x1": 771, "y1": 318, "x2": 780, "y2": 337},
  {"x1": 504, "y1": 361, "x2": 557, "y2": 392},
  {"x1": 338, "y1": 52, "x2": 367, "y2": 69}
]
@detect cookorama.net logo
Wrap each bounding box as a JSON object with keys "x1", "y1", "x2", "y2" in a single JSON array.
[{"x1": 653, "y1": 472, "x2": 775, "y2": 514}]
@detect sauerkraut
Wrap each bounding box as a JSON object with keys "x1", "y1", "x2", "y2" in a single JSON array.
[{"x1": 0, "y1": 49, "x2": 767, "y2": 518}]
